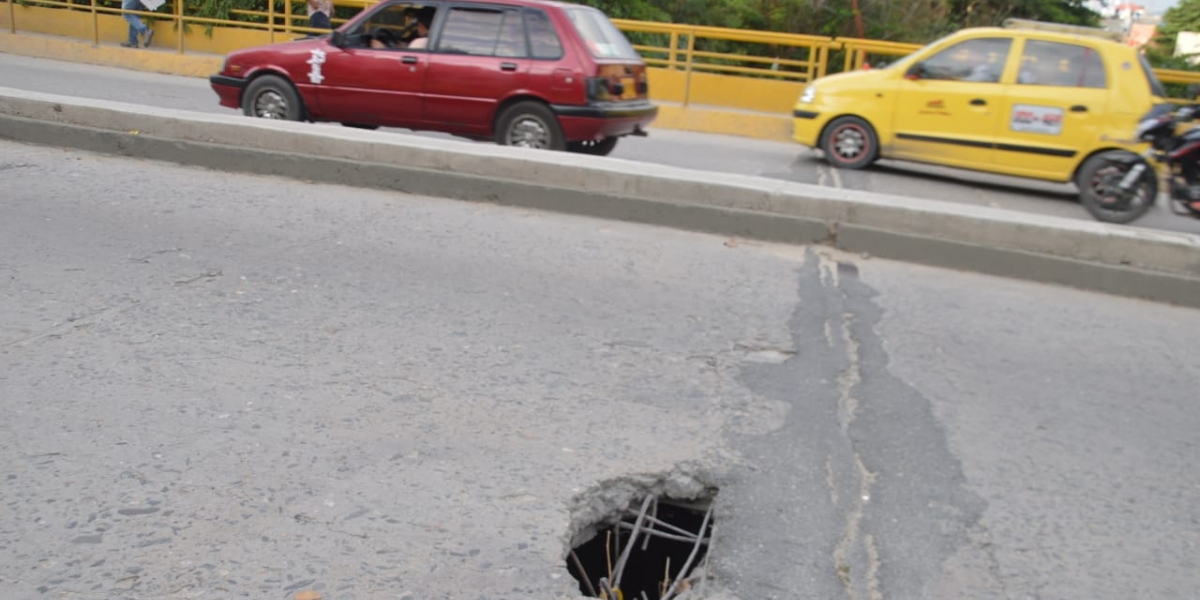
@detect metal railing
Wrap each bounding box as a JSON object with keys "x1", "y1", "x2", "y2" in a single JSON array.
[
  {"x1": 611, "y1": 18, "x2": 839, "y2": 83},
  {"x1": 6, "y1": 0, "x2": 1200, "y2": 95}
]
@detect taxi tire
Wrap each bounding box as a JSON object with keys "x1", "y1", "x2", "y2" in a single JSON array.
[
  {"x1": 242, "y1": 75, "x2": 304, "y2": 121},
  {"x1": 820, "y1": 116, "x2": 878, "y2": 170},
  {"x1": 567, "y1": 138, "x2": 619, "y2": 156},
  {"x1": 495, "y1": 101, "x2": 566, "y2": 151}
]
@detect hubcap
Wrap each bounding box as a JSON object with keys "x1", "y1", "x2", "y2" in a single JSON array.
[
  {"x1": 508, "y1": 116, "x2": 549, "y2": 148},
  {"x1": 832, "y1": 125, "x2": 866, "y2": 159},
  {"x1": 254, "y1": 90, "x2": 288, "y2": 119}
]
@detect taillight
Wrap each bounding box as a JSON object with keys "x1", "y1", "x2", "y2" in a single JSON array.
[
  {"x1": 586, "y1": 76, "x2": 610, "y2": 101},
  {"x1": 587, "y1": 69, "x2": 646, "y2": 101}
]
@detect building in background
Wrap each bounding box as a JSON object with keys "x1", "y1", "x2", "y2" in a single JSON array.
[{"x1": 1175, "y1": 31, "x2": 1200, "y2": 64}]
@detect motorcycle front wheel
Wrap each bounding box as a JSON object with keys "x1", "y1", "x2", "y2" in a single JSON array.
[{"x1": 1075, "y1": 151, "x2": 1159, "y2": 225}]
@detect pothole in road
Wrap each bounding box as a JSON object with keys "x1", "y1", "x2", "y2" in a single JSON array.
[{"x1": 567, "y1": 491, "x2": 716, "y2": 600}]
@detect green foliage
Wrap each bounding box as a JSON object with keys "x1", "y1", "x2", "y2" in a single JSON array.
[
  {"x1": 1154, "y1": 0, "x2": 1200, "y2": 58},
  {"x1": 580, "y1": 0, "x2": 1100, "y2": 41}
]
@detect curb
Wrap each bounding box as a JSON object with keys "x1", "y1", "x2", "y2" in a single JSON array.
[{"x1": 1, "y1": 86, "x2": 1198, "y2": 306}]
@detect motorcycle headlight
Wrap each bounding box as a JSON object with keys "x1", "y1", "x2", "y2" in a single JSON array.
[{"x1": 799, "y1": 85, "x2": 816, "y2": 104}]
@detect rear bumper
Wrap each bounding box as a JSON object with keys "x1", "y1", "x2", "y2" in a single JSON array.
[
  {"x1": 552, "y1": 100, "x2": 658, "y2": 141},
  {"x1": 210, "y1": 74, "x2": 247, "y2": 110}
]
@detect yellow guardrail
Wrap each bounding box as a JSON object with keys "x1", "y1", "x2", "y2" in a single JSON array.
[
  {"x1": 836, "y1": 37, "x2": 921, "y2": 71},
  {"x1": 611, "y1": 19, "x2": 839, "y2": 82},
  {"x1": 5, "y1": 0, "x2": 1199, "y2": 101}
]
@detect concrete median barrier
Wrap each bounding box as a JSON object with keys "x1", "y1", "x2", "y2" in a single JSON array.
[{"x1": 2, "y1": 85, "x2": 1198, "y2": 306}]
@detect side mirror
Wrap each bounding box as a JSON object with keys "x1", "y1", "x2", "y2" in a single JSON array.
[
  {"x1": 330, "y1": 30, "x2": 347, "y2": 48},
  {"x1": 905, "y1": 62, "x2": 924, "y2": 80}
]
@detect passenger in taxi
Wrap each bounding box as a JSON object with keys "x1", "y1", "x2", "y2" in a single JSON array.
[{"x1": 960, "y1": 47, "x2": 999, "y2": 82}]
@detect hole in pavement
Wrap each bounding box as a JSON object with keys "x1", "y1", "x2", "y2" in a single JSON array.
[{"x1": 567, "y1": 492, "x2": 716, "y2": 599}]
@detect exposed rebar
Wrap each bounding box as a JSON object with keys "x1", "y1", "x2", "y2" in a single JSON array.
[
  {"x1": 617, "y1": 521, "x2": 709, "y2": 544},
  {"x1": 570, "y1": 549, "x2": 598, "y2": 598},
  {"x1": 611, "y1": 495, "x2": 654, "y2": 589},
  {"x1": 661, "y1": 503, "x2": 713, "y2": 600},
  {"x1": 622, "y1": 510, "x2": 699, "y2": 540}
]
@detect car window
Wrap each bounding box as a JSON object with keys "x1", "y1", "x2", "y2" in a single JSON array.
[
  {"x1": 349, "y1": 3, "x2": 425, "y2": 50},
  {"x1": 565, "y1": 7, "x2": 639, "y2": 60},
  {"x1": 1017, "y1": 40, "x2": 1107, "y2": 88},
  {"x1": 920, "y1": 38, "x2": 1013, "y2": 83},
  {"x1": 524, "y1": 9, "x2": 563, "y2": 60},
  {"x1": 1137, "y1": 52, "x2": 1168, "y2": 98},
  {"x1": 435, "y1": 7, "x2": 526, "y2": 57}
]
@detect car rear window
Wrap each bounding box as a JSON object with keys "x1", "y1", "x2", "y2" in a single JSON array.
[
  {"x1": 1137, "y1": 53, "x2": 1168, "y2": 98},
  {"x1": 565, "y1": 7, "x2": 639, "y2": 60}
]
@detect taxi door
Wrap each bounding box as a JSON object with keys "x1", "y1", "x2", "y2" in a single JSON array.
[
  {"x1": 891, "y1": 37, "x2": 1015, "y2": 171},
  {"x1": 992, "y1": 38, "x2": 1110, "y2": 181}
]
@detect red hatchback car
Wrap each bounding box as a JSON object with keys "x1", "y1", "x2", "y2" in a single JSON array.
[{"x1": 209, "y1": 0, "x2": 657, "y2": 155}]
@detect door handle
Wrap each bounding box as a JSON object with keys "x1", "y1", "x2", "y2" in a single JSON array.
[
  {"x1": 401, "y1": 55, "x2": 418, "y2": 64},
  {"x1": 1070, "y1": 105, "x2": 1088, "y2": 112},
  {"x1": 970, "y1": 98, "x2": 987, "y2": 106},
  {"x1": 500, "y1": 62, "x2": 518, "y2": 71}
]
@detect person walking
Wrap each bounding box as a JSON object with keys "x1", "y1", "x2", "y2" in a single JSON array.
[
  {"x1": 307, "y1": 0, "x2": 334, "y2": 30},
  {"x1": 119, "y1": 0, "x2": 153, "y2": 48}
]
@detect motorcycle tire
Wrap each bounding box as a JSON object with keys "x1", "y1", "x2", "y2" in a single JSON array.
[{"x1": 1075, "y1": 151, "x2": 1159, "y2": 225}]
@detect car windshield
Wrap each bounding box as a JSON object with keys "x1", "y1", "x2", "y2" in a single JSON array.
[
  {"x1": 1137, "y1": 53, "x2": 1169, "y2": 98},
  {"x1": 566, "y1": 7, "x2": 639, "y2": 60}
]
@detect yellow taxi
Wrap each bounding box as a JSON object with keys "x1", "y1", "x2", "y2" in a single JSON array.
[{"x1": 792, "y1": 19, "x2": 1169, "y2": 188}]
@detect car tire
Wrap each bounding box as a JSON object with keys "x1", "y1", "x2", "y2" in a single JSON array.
[
  {"x1": 242, "y1": 75, "x2": 305, "y2": 121},
  {"x1": 820, "y1": 116, "x2": 879, "y2": 169},
  {"x1": 567, "y1": 138, "x2": 619, "y2": 156},
  {"x1": 342, "y1": 123, "x2": 380, "y2": 130},
  {"x1": 495, "y1": 101, "x2": 566, "y2": 151},
  {"x1": 1075, "y1": 150, "x2": 1158, "y2": 224}
]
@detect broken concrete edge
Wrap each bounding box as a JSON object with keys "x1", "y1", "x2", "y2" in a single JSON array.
[
  {"x1": 2, "y1": 89, "x2": 1199, "y2": 307},
  {"x1": 565, "y1": 470, "x2": 718, "y2": 550}
]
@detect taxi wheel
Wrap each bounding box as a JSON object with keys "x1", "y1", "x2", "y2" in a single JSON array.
[
  {"x1": 820, "y1": 116, "x2": 878, "y2": 169},
  {"x1": 567, "y1": 138, "x2": 619, "y2": 156},
  {"x1": 495, "y1": 101, "x2": 566, "y2": 151},
  {"x1": 242, "y1": 75, "x2": 304, "y2": 121}
]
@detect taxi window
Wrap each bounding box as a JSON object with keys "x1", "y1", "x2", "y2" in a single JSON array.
[
  {"x1": 1138, "y1": 53, "x2": 1168, "y2": 98},
  {"x1": 1017, "y1": 40, "x2": 1107, "y2": 88},
  {"x1": 436, "y1": 7, "x2": 527, "y2": 57},
  {"x1": 920, "y1": 38, "x2": 1012, "y2": 83},
  {"x1": 524, "y1": 9, "x2": 563, "y2": 60}
]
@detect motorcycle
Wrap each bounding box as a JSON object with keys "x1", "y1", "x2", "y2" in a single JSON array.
[{"x1": 1077, "y1": 102, "x2": 1200, "y2": 224}]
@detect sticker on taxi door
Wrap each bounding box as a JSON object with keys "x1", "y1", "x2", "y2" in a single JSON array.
[{"x1": 1010, "y1": 104, "x2": 1064, "y2": 135}]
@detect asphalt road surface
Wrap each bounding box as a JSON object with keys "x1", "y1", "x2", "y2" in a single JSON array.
[
  {"x1": 3, "y1": 52, "x2": 1200, "y2": 236},
  {"x1": 3, "y1": 139, "x2": 1198, "y2": 599}
]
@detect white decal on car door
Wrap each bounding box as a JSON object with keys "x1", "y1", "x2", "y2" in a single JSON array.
[{"x1": 307, "y1": 49, "x2": 327, "y2": 84}]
